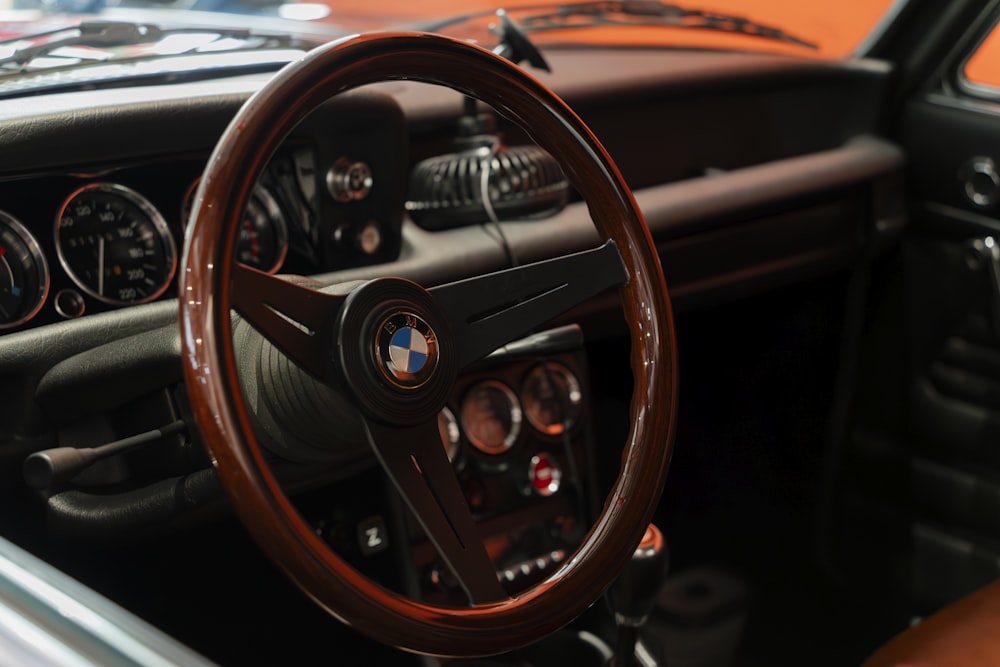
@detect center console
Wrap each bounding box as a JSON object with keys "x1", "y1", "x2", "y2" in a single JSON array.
[{"x1": 410, "y1": 325, "x2": 597, "y2": 604}]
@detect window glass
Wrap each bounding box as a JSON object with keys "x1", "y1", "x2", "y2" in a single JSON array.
[
  {"x1": 965, "y1": 22, "x2": 1000, "y2": 90},
  {"x1": 338, "y1": 0, "x2": 900, "y2": 58}
]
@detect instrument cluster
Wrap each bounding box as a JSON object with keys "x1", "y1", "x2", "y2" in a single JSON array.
[
  {"x1": 0, "y1": 94, "x2": 409, "y2": 333},
  {"x1": 438, "y1": 358, "x2": 587, "y2": 498},
  {"x1": 0, "y1": 157, "x2": 298, "y2": 332},
  {"x1": 412, "y1": 346, "x2": 594, "y2": 601},
  {"x1": 443, "y1": 362, "x2": 583, "y2": 456}
]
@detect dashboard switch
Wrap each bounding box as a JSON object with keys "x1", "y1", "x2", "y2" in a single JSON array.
[
  {"x1": 357, "y1": 515, "x2": 389, "y2": 556},
  {"x1": 960, "y1": 157, "x2": 1000, "y2": 208},
  {"x1": 327, "y1": 158, "x2": 373, "y2": 202},
  {"x1": 54, "y1": 289, "x2": 85, "y2": 319},
  {"x1": 332, "y1": 220, "x2": 382, "y2": 256},
  {"x1": 528, "y1": 453, "x2": 561, "y2": 496},
  {"x1": 358, "y1": 220, "x2": 382, "y2": 255}
]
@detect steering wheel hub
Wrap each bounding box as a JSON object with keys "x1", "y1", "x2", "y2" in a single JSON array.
[
  {"x1": 336, "y1": 276, "x2": 457, "y2": 426},
  {"x1": 375, "y1": 311, "x2": 439, "y2": 389}
]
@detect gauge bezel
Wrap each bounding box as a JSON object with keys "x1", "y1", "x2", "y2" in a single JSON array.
[
  {"x1": 247, "y1": 186, "x2": 290, "y2": 274},
  {"x1": 54, "y1": 182, "x2": 177, "y2": 306},
  {"x1": 438, "y1": 405, "x2": 461, "y2": 463},
  {"x1": 521, "y1": 362, "x2": 583, "y2": 436},
  {"x1": 460, "y1": 379, "x2": 523, "y2": 456},
  {"x1": 183, "y1": 179, "x2": 289, "y2": 274},
  {"x1": 0, "y1": 210, "x2": 49, "y2": 329}
]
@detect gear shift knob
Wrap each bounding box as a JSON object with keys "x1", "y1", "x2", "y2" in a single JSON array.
[{"x1": 609, "y1": 523, "x2": 670, "y2": 628}]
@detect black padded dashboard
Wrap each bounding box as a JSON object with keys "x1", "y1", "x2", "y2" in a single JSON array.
[
  {"x1": 0, "y1": 42, "x2": 914, "y2": 557},
  {"x1": 0, "y1": 47, "x2": 905, "y2": 340}
]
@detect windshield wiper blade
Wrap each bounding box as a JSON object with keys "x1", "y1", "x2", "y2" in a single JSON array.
[
  {"x1": 422, "y1": 1, "x2": 818, "y2": 50},
  {"x1": 0, "y1": 20, "x2": 297, "y2": 70},
  {"x1": 522, "y1": 1, "x2": 817, "y2": 48}
]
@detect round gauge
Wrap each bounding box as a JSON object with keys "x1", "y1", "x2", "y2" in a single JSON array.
[
  {"x1": 236, "y1": 188, "x2": 289, "y2": 273},
  {"x1": 55, "y1": 184, "x2": 176, "y2": 305},
  {"x1": 438, "y1": 406, "x2": 460, "y2": 463},
  {"x1": 460, "y1": 380, "x2": 522, "y2": 455},
  {"x1": 521, "y1": 362, "x2": 583, "y2": 436},
  {"x1": 183, "y1": 181, "x2": 288, "y2": 273},
  {"x1": 0, "y1": 211, "x2": 48, "y2": 329}
]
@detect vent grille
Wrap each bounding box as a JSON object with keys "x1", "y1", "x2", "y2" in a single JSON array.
[{"x1": 406, "y1": 144, "x2": 568, "y2": 230}]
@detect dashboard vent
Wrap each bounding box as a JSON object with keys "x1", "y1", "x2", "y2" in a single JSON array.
[{"x1": 406, "y1": 119, "x2": 568, "y2": 230}]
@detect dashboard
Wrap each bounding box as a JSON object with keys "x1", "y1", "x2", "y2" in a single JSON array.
[
  {"x1": 0, "y1": 75, "x2": 606, "y2": 612},
  {"x1": 7, "y1": 0, "x2": 1000, "y2": 660},
  {"x1": 0, "y1": 38, "x2": 920, "y2": 665},
  {"x1": 0, "y1": 49, "x2": 904, "y2": 337},
  {"x1": 0, "y1": 44, "x2": 907, "y2": 574}
]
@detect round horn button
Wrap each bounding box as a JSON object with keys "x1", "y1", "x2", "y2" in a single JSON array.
[{"x1": 375, "y1": 312, "x2": 439, "y2": 389}]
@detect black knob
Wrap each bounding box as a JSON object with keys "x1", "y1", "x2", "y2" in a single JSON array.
[{"x1": 609, "y1": 523, "x2": 670, "y2": 628}]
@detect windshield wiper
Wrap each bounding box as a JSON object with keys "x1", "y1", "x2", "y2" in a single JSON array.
[
  {"x1": 0, "y1": 20, "x2": 299, "y2": 70},
  {"x1": 422, "y1": 1, "x2": 817, "y2": 50}
]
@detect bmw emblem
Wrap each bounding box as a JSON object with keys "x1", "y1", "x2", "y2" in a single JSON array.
[{"x1": 374, "y1": 312, "x2": 439, "y2": 389}]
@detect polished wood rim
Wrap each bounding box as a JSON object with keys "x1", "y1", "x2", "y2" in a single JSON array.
[{"x1": 179, "y1": 31, "x2": 677, "y2": 657}]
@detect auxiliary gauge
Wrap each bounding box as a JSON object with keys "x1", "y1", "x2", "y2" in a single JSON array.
[
  {"x1": 55, "y1": 184, "x2": 176, "y2": 305},
  {"x1": 521, "y1": 362, "x2": 583, "y2": 435},
  {"x1": 460, "y1": 380, "x2": 522, "y2": 455},
  {"x1": 0, "y1": 211, "x2": 48, "y2": 329},
  {"x1": 182, "y1": 180, "x2": 289, "y2": 274}
]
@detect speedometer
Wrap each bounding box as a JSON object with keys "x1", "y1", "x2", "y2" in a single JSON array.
[{"x1": 55, "y1": 184, "x2": 176, "y2": 305}]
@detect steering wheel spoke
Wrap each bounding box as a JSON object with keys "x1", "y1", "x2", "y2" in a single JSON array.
[
  {"x1": 363, "y1": 417, "x2": 508, "y2": 605},
  {"x1": 230, "y1": 263, "x2": 344, "y2": 379},
  {"x1": 431, "y1": 240, "x2": 626, "y2": 368}
]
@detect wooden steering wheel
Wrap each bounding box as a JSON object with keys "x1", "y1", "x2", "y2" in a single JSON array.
[{"x1": 179, "y1": 32, "x2": 677, "y2": 658}]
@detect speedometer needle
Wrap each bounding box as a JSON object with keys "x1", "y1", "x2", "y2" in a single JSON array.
[{"x1": 98, "y1": 236, "x2": 105, "y2": 297}]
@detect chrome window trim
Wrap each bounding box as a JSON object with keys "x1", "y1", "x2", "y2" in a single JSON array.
[{"x1": 0, "y1": 536, "x2": 216, "y2": 667}]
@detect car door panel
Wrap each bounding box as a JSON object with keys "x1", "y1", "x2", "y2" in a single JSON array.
[{"x1": 839, "y1": 66, "x2": 1000, "y2": 614}]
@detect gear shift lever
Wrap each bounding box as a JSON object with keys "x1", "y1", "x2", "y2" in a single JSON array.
[{"x1": 608, "y1": 523, "x2": 669, "y2": 666}]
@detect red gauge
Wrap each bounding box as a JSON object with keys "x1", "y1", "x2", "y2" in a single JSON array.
[
  {"x1": 521, "y1": 362, "x2": 583, "y2": 436},
  {"x1": 460, "y1": 380, "x2": 522, "y2": 455}
]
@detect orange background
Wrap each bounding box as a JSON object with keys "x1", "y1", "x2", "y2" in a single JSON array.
[{"x1": 330, "y1": 0, "x2": 897, "y2": 58}]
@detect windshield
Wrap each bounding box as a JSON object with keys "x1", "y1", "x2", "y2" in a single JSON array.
[
  {"x1": 337, "y1": 0, "x2": 902, "y2": 57},
  {"x1": 0, "y1": 0, "x2": 902, "y2": 60}
]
